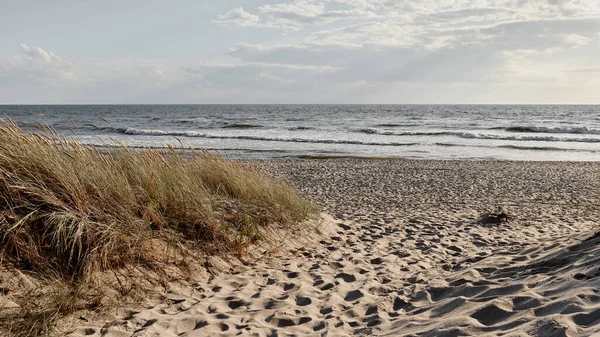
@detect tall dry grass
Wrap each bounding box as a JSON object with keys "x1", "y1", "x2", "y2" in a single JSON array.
[{"x1": 0, "y1": 117, "x2": 317, "y2": 336}]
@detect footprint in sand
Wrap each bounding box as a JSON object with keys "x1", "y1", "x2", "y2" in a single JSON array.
[{"x1": 345, "y1": 290, "x2": 364, "y2": 302}]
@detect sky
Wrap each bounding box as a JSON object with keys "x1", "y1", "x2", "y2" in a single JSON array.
[{"x1": 0, "y1": 0, "x2": 599, "y2": 104}]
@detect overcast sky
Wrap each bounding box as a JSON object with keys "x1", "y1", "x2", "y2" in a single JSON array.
[{"x1": 1, "y1": 0, "x2": 599, "y2": 104}]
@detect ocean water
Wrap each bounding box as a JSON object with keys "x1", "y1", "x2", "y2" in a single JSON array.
[{"x1": 1, "y1": 104, "x2": 600, "y2": 161}]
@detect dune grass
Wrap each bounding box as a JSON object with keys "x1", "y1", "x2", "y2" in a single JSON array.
[{"x1": 0, "y1": 117, "x2": 317, "y2": 336}]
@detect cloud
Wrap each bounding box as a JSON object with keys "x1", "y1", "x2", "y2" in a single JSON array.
[
  {"x1": 0, "y1": 43, "x2": 348, "y2": 103},
  {"x1": 212, "y1": 7, "x2": 262, "y2": 28},
  {"x1": 0, "y1": 44, "x2": 193, "y2": 103},
  {"x1": 4, "y1": 0, "x2": 600, "y2": 103},
  {"x1": 213, "y1": 0, "x2": 600, "y2": 63},
  {"x1": 213, "y1": 0, "x2": 600, "y2": 36},
  {"x1": 180, "y1": 61, "x2": 341, "y2": 89},
  {"x1": 303, "y1": 21, "x2": 417, "y2": 48},
  {"x1": 20, "y1": 44, "x2": 58, "y2": 64},
  {"x1": 567, "y1": 66, "x2": 600, "y2": 73},
  {"x1": 213, "y1": 0, "x2": 378, "y2": 31},
  {"x1": 0, "y1": 44, "x2": 75, "y2": 82},
  {"x1": 222, "y1": 11, "x2": 600, "y2": 93},
  {"x1": 259, "y1": 1, "x2": 326, "y2": 22},
  {"x1": 181, "y1": 61, "x2": 340, "y2": 72},
  {"x1": 257, "y1": 72, "x2": 293, "y2": 82},
  {"x1": 259, "y1": 0, "x2": 377, "y2": 24}
]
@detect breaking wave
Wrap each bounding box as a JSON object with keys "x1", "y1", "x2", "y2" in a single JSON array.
[
  {"x1": 119, "y1": 127, "x2": 419, "y2": 147},
  {"x1": 502, "y1": 126, "x2": 600, "y2": 135},
  {"x1": 353, "y1": 128, "x2": 600, "y2": 143}
]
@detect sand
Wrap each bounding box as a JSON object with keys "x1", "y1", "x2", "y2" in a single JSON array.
[{"x1": 64, "y1": 159, "x2": 600, "y2": 337}]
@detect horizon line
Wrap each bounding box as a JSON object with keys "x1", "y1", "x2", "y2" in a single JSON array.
[{"x1": 1, "y1": 103, "x2": 600, "y2": 106}]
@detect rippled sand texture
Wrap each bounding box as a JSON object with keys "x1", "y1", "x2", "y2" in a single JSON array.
[{"x1": 67, "y1": 159, "x2": 600, "y2": 337}]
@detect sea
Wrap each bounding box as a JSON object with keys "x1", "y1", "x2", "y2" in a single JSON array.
[{"x1": 1, "y1": 105, "x2": 600, "y2": 161}]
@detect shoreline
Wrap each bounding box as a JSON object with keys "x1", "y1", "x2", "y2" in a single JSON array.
[{"x1": 256, "y1": 155, "x2": 600, "y2": 163}]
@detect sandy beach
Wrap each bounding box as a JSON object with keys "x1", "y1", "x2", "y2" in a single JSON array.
[{"x1": 65, "y1": 159, "x2": 600, "y2": 337}]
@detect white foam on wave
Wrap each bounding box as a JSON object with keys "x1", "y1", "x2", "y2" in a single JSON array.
[{"x1": 121, "y1": 127, "x2": 419, "y2": 147}]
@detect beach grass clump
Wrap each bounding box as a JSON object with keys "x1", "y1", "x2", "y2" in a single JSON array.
[{"x1": 0, "y1": 117, "x2": 317, "y2": 335}]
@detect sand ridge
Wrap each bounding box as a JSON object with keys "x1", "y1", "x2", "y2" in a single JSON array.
[{"x1": 65, "y1": 159, "x2": 600, "y2": 336}]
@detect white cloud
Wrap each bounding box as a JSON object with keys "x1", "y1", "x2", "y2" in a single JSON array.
[
  {"x1": 221, "y1": 11, "x2": 600, "y2": 93},
  {"x1": 303, "y1": 21, "x2": 417, "y2": 48},
  {"x1": 563, "y1": 33, "x2": 594, "y2": 45},
  {"x1": 181, "y1": 61, "x2": 341, "y2": 72},
  {"x1": 212, "y1": 7, "x2": 263, "y2": 28},
  {"x1": 0, "y1": 45, "x2": 193, "y2": 103},
  {"x1": 212, "y1": 0, "x2": 600, "y2": 61},
  {"x1": 180, "y1": 60, "x2": 338, "y2": 90},
  {"x1": 0, "y1": 43, "x2": 349, "y2": 103},
  {"x1": 259, "y1": 1, "x2": 326, "y2": 21},
  {"x1": 213, "y1": 0, "x2": 600, "y2": 35},
  {"x1": 257, "y1": 72, "x2": 293, "y2": 82},
  {"x1": 213, "y1": 0, "x2": 378, "y2": 31},
  {"x1": 20, "y1": 44, "x2": 57, "y2": 64},
  {"x1": 567, "y1": 65, "x2": 600, "y2": 73},
  {"x1": 0, "y1": 44, "x2": 75, "y2": 82}
]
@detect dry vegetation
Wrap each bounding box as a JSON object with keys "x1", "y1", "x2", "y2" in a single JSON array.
[{"x1": 0, "y1": 117, "x2": 317, "y2": 336}]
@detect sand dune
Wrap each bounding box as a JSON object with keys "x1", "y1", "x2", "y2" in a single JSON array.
[{"x1": 64, "y1": 159, "x2": 600, "y2": 337}]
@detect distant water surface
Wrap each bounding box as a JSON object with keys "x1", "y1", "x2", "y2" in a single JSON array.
[{"x1": 1, "y1": 105, "x2": 600, "y2": 161}]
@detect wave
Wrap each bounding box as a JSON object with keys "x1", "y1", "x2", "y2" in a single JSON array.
[
  {"x1": 356, "y1": 128, "x2": 379, "y2": 134},
  {"x1": 353, "y1": 128, "x2": 600, "y2": 143},
  {"x1": 435, "y1": 142, "x2": 597, "y2": 153},
  {"x1": 81, "y1": 125, "x2": 116, "y2": 131},
  {"x1": 435, "y1": 142, "x2": 463, "y2": 147},
  {"x1": 222, "y1": 123, "x2": 263, "y2": 129},
  {"x1": 83, "y1": 123, "x2": 265, "y2": 131},
  {"x1": 499, "y1": 145, "x2": 564, "y2": 151},
  {"x1": 354, "y1": 128, "x2": 443, "y2": 136},
  {"x1": 88, "y1": 125, "x2": 600, "y2": 145},
  {"x1": 498, "y1": 145, "x2": 598, "y2": 153},
  {"x1": 453, "y1": 132, "x2": 600, "y2": 143},
  {"x1": 502, "y1": 126, "x2": 600, "y2": 135},
  {"x1": 374, "y1": 123, "x2": 418, "y2": 127},
  {"x1": 81, "y1": 139, "x2": 595, "y2": 155},
  {"x1": 175, "y1": 120, "x2": 195, "y2": 125},
  {"x1": 75, "y1": 142, "x2": 292, "y2": 155},
  {"x1": 456, "y1": 132, "x2": 600, "y2": 143},
  {"x1": 119, "y1": 127, "x2": 419, "y2": 147},
  {"x1": 288, "y1": 126, "x2": 313, "y2": 131}
]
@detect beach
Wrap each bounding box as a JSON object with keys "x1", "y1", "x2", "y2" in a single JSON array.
[
  {"x1": 3, "y1": 0, "x2": 600, "y2": 332},
  {"x1": 4, "y1": 0, "x2": 600, "y2": 334},
  {"x1": 64, "y1": 158, "x2": 600, "y2": 337}
]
